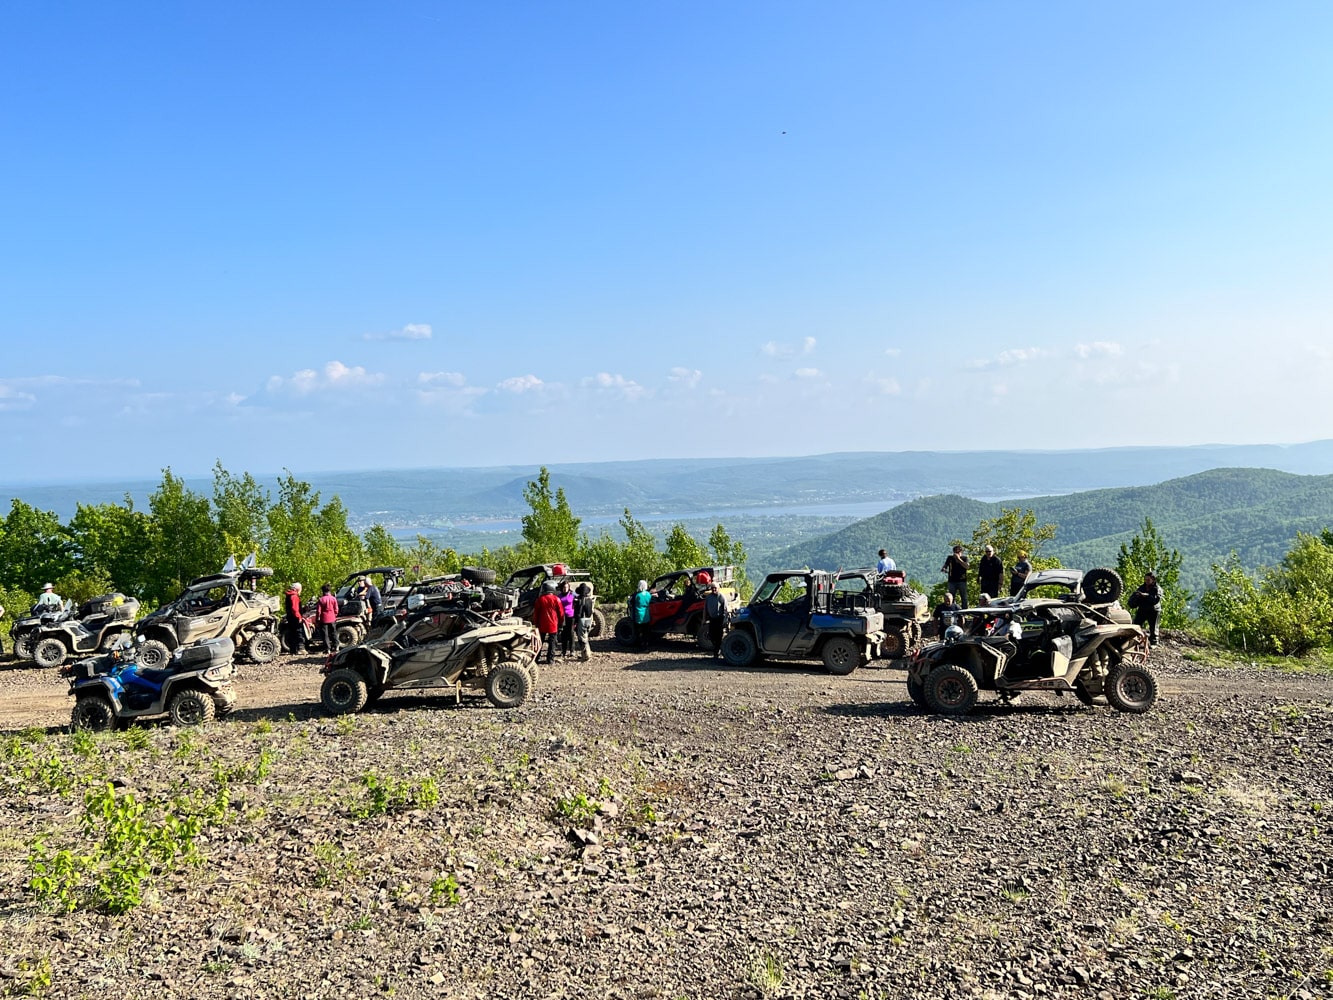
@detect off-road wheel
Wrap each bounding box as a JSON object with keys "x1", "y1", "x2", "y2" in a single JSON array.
[
  {"x1": 695, "y1": 619, "x2": 716, "y2": 652},
  {"x1": 881, "y1": 628, "x2": 909, "y2": 660},
  {"x1": 137, "y1": 639, "x2": 171, "y2": 669},
  {"x1": 461, "y1": 565, "x2": 497, "y2": 585},
  {"x1": 924, "y1": 664, "x2": 979, "y2": 715},
  {"x1": 335, "y1": 623, "x2": 363, "y2": 648},
  {"x1": 13, "y1": 632, "x2": 36, "y2": 660},
  {"x1": 168, "y1": 687, "x2": 216, "y2": 727},
  {"x1": 525, "y1": 662, "x2": 541, "y2": 687},
  {"x1": 246, "y1": 631, "x2": 280, "y2": 664},
  {"x1": 71, "y1": 694, "x2": 116, "y2": 732},
  {"x1": 1105, "y1": 661, "x2": 1158, "y2": 714},
  {"x1": 1081, "y1": 567, "x2": 1124, "y2": 605},
  {"x1": 33, "y1": 637, "x2": 68, "y2": 669},
  {"x1": 821, "y1": 636, "x2": 859, "y2": 675},
  {"x1": 589, "y1": 607, "x2": 606, "y2": 638},
  {"x1": 321, "y1": 668, "x2": 369, "y2": 715},
  {"x1": 906, "y1": 674, "x2": 927, "y2": 708},
  {"x1": 100, "y1": 630, "x2": 127, "y2": 652},
  {"x1": 613, "y1": 616, "x2": 636, "y2": 646},
  {"x1": 485, "y1": 663, "x2": 531, "y2": 709},
  {"x1": 720, "y1": 630, "x2": 759, "y2": 667}
]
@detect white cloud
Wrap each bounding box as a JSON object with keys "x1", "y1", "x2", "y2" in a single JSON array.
[
  {"x1": 584, "y1": 372, "x2": 647, "y2": 400},
  {"x1": 793, "y1": 367, "x2": 821, "y2": 379},
  {"x1": 1074, "y1": 341, "x2": 1123, "y2": 359},
  {"x1": 0, "y1": 385, "x2": 37, "y2": 410},
  {"x1": 667, "y1": 366, "x2": 702, "y2": 387},
  {"x1": 884, "y1": 347, "x2": 902, "y2": 357},
  {"x1": 364, "y1": 323, "x2": 432, "y2": 342},
  {"x1": 967, "y1": 346, "x2": 1053, "y2": 370},
  {"x1": 869, "y1": 376, "x2": 900, "y2": 395},
  {"x1": 498, "y1": 374, "x2": 544, "y2": 393},
  {"x1": 762, "y1": 337, "x2": 817, "y2": 359},
  {"x1": 419, "y1": 371, "x2": 467, "y2": 387},
  {"x1": 267, "y1": 360, "x2": 385, "y2": 395}
]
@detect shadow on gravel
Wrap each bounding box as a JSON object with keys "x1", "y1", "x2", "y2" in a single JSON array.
[
  {"x1": 818, "y1": 699, "x2": 1089, "y2": 720},
  {"x1": 620, "y1": 655, "x2": 831, "y2": 676}
]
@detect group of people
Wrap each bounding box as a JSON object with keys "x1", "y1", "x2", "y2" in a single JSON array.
[
  {"x1": 531, "y1": 579, "x2": 595, "y2": 664},
  {"x1": 624, "y1": 572, "x2": 730, "y2": 658},
  {"x1": 281, "y1": 576, "x2": 383, "y2": 655}
]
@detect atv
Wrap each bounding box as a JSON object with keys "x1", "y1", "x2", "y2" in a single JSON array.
[
  {"x1": 906, "y1": 598, "x2": 1155, "y2": 715},
  {"x1": 505, "y1": 563, "x2": 607, "y2": 638},
  {"x1": 136, "y1": 564, "x2": 281, "y2": 667},
  {"x1": 720, "y1": 569, "x2": 886, "y2": 675},
  {"x1": 11, "y1": 592, "x2": 136, "y2": 662},
  {"x1": 319, "y1": 594, "x2": 541, "y2": 715},
  {"x1": 29, "y1": 595, "x2": 142, "y2": 669},
  {"x1": 613, "y1": 566, "x2": 740, "y2": 650},
  {"x1": 991, "y1": 567, "x2": 1130, "y2": 623},
  {"x1": 826, "y1": 570, "x2": 931, "y2": 660},
  {"x1": 363, "y1": 567, "x2": 516, "y2": 641},
  {"x1": 66, "y1": 636, "x2": 238, "y2": 730}
]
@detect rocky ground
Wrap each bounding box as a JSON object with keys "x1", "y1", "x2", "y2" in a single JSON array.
[{"x1": 0, "y1": 638, "x2": 1330, "y2": 1000}]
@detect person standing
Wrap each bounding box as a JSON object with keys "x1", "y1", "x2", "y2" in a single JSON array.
[
  {"x1": 876, "y1": 549, "x2": 896, "y2": 573},
  {"x1": 703, "y1": 581, "x2": 729, "y2": 660},
  {"x1": 533, "y1": 581, "x2": 563, "y2": 665},
  {"x1": 1129, "y1": 571, "x2": 1164, "y2": 646},
  {"x1": 557, "y1": 579, "x2": 576, "y2": 659},
  {"x1": 365, "y1": 576, "x2": 383, "y2": 621},
  {"x1": 316, "y1": 584, "x2": 340, "y2": 654},
  {"x1": 978, "y1": 545, "x2": 1003, "y2": 602},
  {"x1": 282, "y1": 582, "x2": 305, "y2": 654},
  {"x1": 941, "y1": 546, "x2": 970, "y2": 608},
  {"x1": 1009, "y1": 552, "x2": 1032, "y2": 596},
  {"x1": 631, "y1": 580, "x2": 653, "y2": 649},
  {"x1": 574, "y1": 582, "x2": 594, "y2": 662}
]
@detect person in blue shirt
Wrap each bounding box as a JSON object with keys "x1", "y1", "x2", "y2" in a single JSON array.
[{"x1": 876, "y1": 549, "x2": 897, "y2": 573}]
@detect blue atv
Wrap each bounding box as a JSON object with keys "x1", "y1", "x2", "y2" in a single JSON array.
[{"x1": 65, "y1": 636, "x2": 238, "y2": 731}]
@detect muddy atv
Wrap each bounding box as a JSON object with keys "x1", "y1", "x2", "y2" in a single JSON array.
[
  {"x1": 721, "y1": 569, "x2": 886, "y2": 675},
  {"x1": 906, "y1": 599, "x2": 1155, "y2": 715},
  {"x1": 11, "y1": 593, "x2": 136, "y2": 662},
  {"x1": 613, "y1": 565, "x2": 739, "y2": 650},
  {"x1": 135, "y1": 565, "x2": 281, "y2": 667},
  {"x1": 66, "y1": 636, "x2": 238, "y2": 730},
  {"x1": 830, "y1": 569, "x2": 930, "y2": 660},
  {"x1": 29, "y1": 594, "x2": 142, "y2": 669},
  {"x1": 364, "y1": 567, "x2": 515, "y2": 640},
  {"x1": 319, "y1": 596, "x2": 541, "y2": 715},
  {"x1": 505, "y1": 563, "x2": 607, "y2": 638}
]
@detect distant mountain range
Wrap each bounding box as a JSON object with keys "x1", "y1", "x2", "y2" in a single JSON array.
[
  {"x1": 7, "y1": 441, "x2": 1333, "y2": 534},
  {"x1": 764, "y1": 468, "x2": 1333, "y2": 597}
]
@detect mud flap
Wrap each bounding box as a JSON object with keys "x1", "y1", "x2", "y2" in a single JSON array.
[{"x1": 1050, "y1": 635, "x2": 1073, "y2": 678}]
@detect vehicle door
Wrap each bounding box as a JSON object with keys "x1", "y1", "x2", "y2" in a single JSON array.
[
  {"x1": 177, "y1": 584, "x2": 235, "y2": 644},
  {"x1": 749, "y1": 574, "x2": 811, "y2": 654},
  {"x1": 390, "y1": 611, "x2": 468, "y2": 684}
]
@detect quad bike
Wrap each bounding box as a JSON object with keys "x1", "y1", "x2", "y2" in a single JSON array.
[
  {"x1": 30, "y1": 595, "x2": 142, "y2": 669},
  {"x1": 66, "y1": 636, "x2": 238, "y2": 730},
  {"x1": 10, "y1": 592, "x2": 136, "y2": 661},
  {"x1": 319, "y1": 597, "x2": 541, "y2": 715},
  {"x1": 906, "y1": 598, "x2": 1156, "y2": 715}
]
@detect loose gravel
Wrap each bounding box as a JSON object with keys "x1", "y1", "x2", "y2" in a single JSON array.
[{"x1": 1, "y1": 639, "x2": 1330, "y2": 999}]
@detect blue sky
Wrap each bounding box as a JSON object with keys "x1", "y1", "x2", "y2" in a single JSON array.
[{"x1": 3, "y1": 2, "x2": 1332, "y2": 481}]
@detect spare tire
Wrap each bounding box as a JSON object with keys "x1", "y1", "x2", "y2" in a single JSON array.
[
  {"x1": 461, "y1": 566, "x2": 497, "y2": 586},
  {"x1": 1081, "y1": 568, "x2": 1124, "y2": 605}
]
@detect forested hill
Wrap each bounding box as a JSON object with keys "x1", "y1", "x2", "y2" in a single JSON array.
[{"x1": 766, "y1": 468, "x2": 1333, "y2": 596}]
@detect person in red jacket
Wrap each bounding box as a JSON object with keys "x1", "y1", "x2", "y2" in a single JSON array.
[
  {"x1": 316, "y1": 583, "x2": 340, "y2": 654},
  {"x1": 532, "y1": 581, "x2": 563, "y2": 665},
  {"x1": 282, "y1": 582, "x2": 305, "y2": 654}
]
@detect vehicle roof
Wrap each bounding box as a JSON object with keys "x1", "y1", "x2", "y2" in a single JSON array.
[
  {"x1": 343, "y1": 566, "x2": 404, "y2": 579},
  {"x1": 1022, "y1": 569, "x2": 1083, "y2": 586}
]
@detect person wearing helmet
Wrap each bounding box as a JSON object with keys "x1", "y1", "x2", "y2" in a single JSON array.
[
  {"x1": 630, "y1": 580, "x2": 652, "y2": 650},
  {"x1": 35, "y1": 583, "x2": 62, "y2": 611}
]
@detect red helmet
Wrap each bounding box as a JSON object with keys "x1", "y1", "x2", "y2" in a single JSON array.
[
  {"x1": 695, "y1": 570, "x2": 712, "y2": 585},
  {"x1": 551, "y1": 563, "x2": 566, "y2": 576}
]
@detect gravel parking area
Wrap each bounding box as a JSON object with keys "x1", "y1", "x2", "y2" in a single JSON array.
[{"x1": 1, "y1": 639, "x2": 1330, "y2": 999}]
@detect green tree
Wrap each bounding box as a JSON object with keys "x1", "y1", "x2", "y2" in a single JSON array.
[
  {"x1": 68, "y1": 501, "x2": 154, "y2": 598},
  {"x1": 212, "y1": 462, "x2": 271, "y2": 557},
  {"x1": 145, "y1": 470, "x2": 221, "y2": 604},
  {"x1": 1199, "y1": 538, "x2": 1333, "y2": 655},
  {"x1": 663, "y1": 524, "x2": 709, "y2": 570},
  {"x1": 1116, "y1": 517, "x2": 1190, "y2": 628},
  {"x1": 0, "y1": 500, "x2": 74, "y2": 592},
  {"x1": 264, "y1": 473, "x2": 363, "y2": 589},
  {"x1": 520, "y1": 468, "x2": 581, "y2": 561},
  {"x1": 362, "y1": 525, "x2": 408, "y2": 568},
  {"x1": 708, "y1": 523, "x2": 752, "y2": 598}
]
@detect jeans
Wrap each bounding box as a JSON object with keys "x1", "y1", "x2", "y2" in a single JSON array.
[
  {"x1": 950, "y1": 580, "x2": 969, "y2": 609},
  {"x1": 318, "y1": 621, "x2": 338, "y2": 654},
  {"x1": 541, "y1": 631, "x2": 557, "y2": 664},
  {"x1": 575, "y1": 617, "x2": 592, "y2": 661}
]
